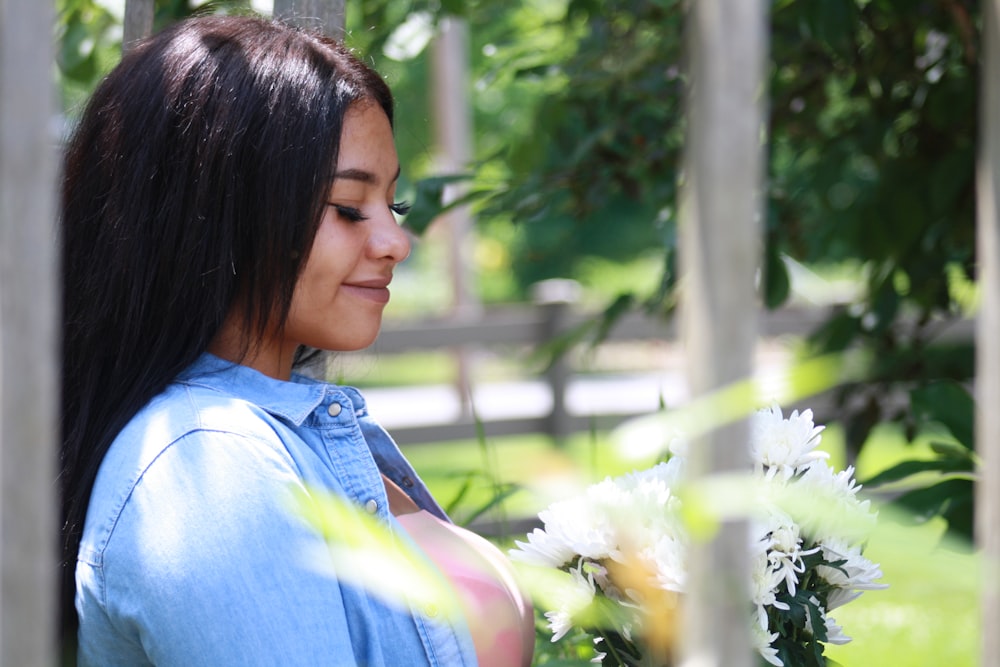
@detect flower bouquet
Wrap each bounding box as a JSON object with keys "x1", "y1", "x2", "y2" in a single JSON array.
[{"x1": 510, "y1": 406, "x2": 886, "y2": 667}]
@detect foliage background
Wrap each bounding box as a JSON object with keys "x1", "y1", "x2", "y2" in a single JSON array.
[{"x1": 363, "y1": 0, "x2": 978, "y2": 547}]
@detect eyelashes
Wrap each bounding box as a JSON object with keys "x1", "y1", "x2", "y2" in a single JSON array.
[
  {"x1": 390, "y1": 201, "x2": 411, "y2": 217},
  {"x1": 327, "y1": 201, "x2": 411, "y2": 222},
  {"x1": 329, "y1": 205, "x2": 366, "y2": 222}
]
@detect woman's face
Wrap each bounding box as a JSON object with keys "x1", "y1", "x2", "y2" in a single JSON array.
[
  {"x1": 283, "y1": 102, "x2": 411, "y2": 353},
  {"x1": 212, "y1": 101, "x2": 411, "y2": 379}
]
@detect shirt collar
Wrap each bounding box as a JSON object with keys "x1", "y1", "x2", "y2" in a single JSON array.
[{"x1": 176, "y1": 352, "x2": 335, "y2": 426}]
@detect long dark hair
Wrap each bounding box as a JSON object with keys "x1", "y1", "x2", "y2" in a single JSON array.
[{"x1": 59, "y1": 14, "x2": 393, "y2": 653}]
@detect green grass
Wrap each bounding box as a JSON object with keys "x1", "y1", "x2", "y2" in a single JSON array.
[
  {"x1": 822, "y1": 423, "x2": 979, "y2": 667},
  {"x1": 401, "y1": 429, "x2": 661, "y2": 526},
  {"x1": 824, "y1": 515, "x2": 979, "y2": 667},
  {"x1": 401, "y1": 419, "x2": 980, "y2": 666},
  {"x1": 403, "y1": 433, "x2": 608, "y2": 526},
  {"x1": 329, "y1": 350, "x2": 460, "y2": 387}
]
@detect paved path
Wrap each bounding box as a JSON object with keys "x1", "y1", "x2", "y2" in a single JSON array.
[{"x1": 362, "y1": 371, "x2": 690, "y2": 429}]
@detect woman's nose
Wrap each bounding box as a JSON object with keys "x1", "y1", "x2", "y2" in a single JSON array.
[{"x1": 370, "y1": 210, "x2": 411, "y2": 264}]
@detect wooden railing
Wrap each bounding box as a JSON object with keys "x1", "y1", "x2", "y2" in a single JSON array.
[{"x1": 353, "y1": 283, "x2": 841, "y2": 447}]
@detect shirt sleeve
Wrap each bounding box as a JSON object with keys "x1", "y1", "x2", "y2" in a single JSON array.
[{"x1": 96, "y1": 428, "x2": 381, "y2": 666}]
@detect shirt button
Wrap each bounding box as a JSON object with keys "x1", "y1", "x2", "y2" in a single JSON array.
[
  {"x1": 327, "y1": 402, "x2": 342, "y2": 417},
  {"x1": 401, "y1": 476, "x2": 415, "y2": 488},
  {"x1": 364, "y1": 499, "x2": 378, "y2": 514},
  {"x1": 424, "y1": 603, "x2": 438, "y2": 618}
]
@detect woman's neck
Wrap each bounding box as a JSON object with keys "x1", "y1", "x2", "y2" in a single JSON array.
[{"x1": 207, "y1": 312, "x2": 297, "y2": 380}]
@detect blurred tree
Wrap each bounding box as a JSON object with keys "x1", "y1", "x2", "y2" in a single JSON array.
[
  {"x1": 406, "y1": 0, "x2": 980, "y2": 537},
  {"x1": 475, "y1": 0, "x2": 978, "y2": 445},
  {"x1": 769, "y1": 0, "x2": 978, "y2": 541},
  {"x1": 767, "y1": 0, "x2": 977, "y2": 472},
  {"x1": 56, "y1": 0, "x2": 121, "y2": 111},
  {"x1": 387, "y1": 0, "x2": 684, "y2": 294},
  {"x1": 471, "y1": 0, "x2": 685, "y2": 290},
  {"x1": 56, "y1": 0, "x2": 258, "y2": 112}
]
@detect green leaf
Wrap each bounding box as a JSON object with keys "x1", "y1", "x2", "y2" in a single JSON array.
[
  {"x1": 442, "y1": 472, "x2": 476, "y2": 516},
  {"x1": 927, "y1": 440, "x2": 976, "y2": 462},
  {"x1": 59, "y1": 19, "x2": 99, "y2": 81},
  {"x1": 459, "y1": 483, "x2": 522, "y2": 526},
  {"x1": 764, "y1": 245, "x2": 791, "y2": 309},
  {"x1": 808, "y1": 312, "x2": 860, "y2": 353},
  {"x1": 800, "y1": 0, "x2": 859, "y2": 61},
  {"x1": 940, "y1": 482, "x2": 975, "y2": 542},
  {"x1": 592, "y1": 293, "x2": 637, "y2": 345},
  {"x1": 894, "y1": 478, "x2": 974, "y2": 526},
  {"x1": 401, "y1": 174, "x2": 477, "y2": 236},
  {"x1": 929, "y1": 146, "x2": 974, "y2": 214},
  {"x1": 910, "y1": 381, "x2": 975, "y2": 450},
  {"x1": 439, "y1": 0, "x2": 467, "y2": 17},
  {"x1": 870, "y1": 282, "x2": 900, "y2": 333},
  {"x1": 863, "y1": 457, "x2": 973, "y2": 487}
]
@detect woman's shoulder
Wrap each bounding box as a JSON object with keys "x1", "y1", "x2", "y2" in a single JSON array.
[
  {"x1": 80, "y1": 374, "x2": 306, "y2": 556},
  {"x1": 96, "y1": 376, "x2": 293, "y2": 483},
  {"x1": 74, "y1": 379, "x2": 355, "y2": 664}
]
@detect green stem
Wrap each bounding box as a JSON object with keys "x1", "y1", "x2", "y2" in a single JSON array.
[{"x1": 596, "y1": 629, "x2": 628, "y2": 666}]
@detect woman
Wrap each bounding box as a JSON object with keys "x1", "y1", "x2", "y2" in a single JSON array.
[{"x1": 59, "y1": 15, "x2": 532, "y2": 666}]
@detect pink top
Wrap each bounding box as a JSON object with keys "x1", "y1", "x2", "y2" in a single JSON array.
[{"x1": 396, "y1": 511, "x2": 535, "y2": 667}]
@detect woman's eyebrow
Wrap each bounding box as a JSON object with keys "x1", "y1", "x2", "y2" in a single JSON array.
[{"x1": 333, "y1": 165, "x2": 401, "y2": 184}]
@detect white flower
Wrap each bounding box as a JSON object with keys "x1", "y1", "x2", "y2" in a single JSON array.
[
  {"x1": 751, "y1": 405, "x2": 828, "y2": 480},
  {"x1": 823, "y1": 463, "x2": 865, "y2": 498},
  {"x1": 752, "y1": 508, "x2": 821, "y2": 601},
  {"x1": 510, "y1": 459, "x2": 686, "y2": 572},
  {"x1": 750, "y1": 548, "x2": 789, "y2": 631},
  {"x1": 650, "y1": 533, "x2": 687, "y2": 593},
  {"x1": 667, "y1": 432, "x2": 690, "y2": 458},
  {"x1": 510, "y1": 525, "x2": 579, "y2": 568},
  {"x1": 510, "y1": 483, "x2": 618, "y2": 567},
  {"x1": 817, "y1": 538, "x2": 888, "y2": 610},
  {"x1": 823, "y1": 613, "x2": 852, "y2": 645},
  {"x1": 750, "y1": 622, "x2": 783, "y2": 666},
  {"x1": 518, "y1": 405, "x2": 886, "y2": 666},
  {"x1": 775, "y1": 461, "x2": 877, "y2": 543},
  {"x1": 543, "y1": 559, "x2": 599, "y2": 641},
  {"x1": 612, "y1": 459, "x2": 685, "y2": 503},
  {"x1": 797, "y1": 459, "x2": 863, "y2": 497},
  {"x1": 546, "y1": 609, "x2": 575, "y2": 642},
  {"x1": 803, "y1": 596, "x2": 853, "y2": 645}
]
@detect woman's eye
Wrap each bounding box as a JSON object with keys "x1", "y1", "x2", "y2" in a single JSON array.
[
  {"x1": 328, "y1": 204, "x2": 368, "y2": 222},
  {"x1": 390, "y1": 201, "x2": 411, "y2": 217}
]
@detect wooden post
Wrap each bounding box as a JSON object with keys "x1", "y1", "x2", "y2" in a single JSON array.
[
  {"x1": 123, "y1": 0, "x2": 155, "y2": 52},
  {"x1": 677, "y1": 1, "x2": 768, "y2": 666},
  {"x1": 976, "y1": 3, "x2": 1000, "y2": 664},
  {"x1": 273, "y1": 0, "x2": 346, "y2": 37},
  {"x1": 533, "y1": 280, "x2": 581, "y2": 443},
  {"x1": 0, "y1": 0, "x2": 58, "y2": 664},
  {"x1": 431, "y1": 16, "x2": 481, "y2": 416},
  {"x1": 432, "y1": 17, "x2": 478, "y2": 318}
]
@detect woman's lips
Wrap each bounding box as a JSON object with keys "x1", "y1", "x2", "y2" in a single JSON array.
[{"x1": 341, "y1": 282, "x2": 391, "y2": 304}]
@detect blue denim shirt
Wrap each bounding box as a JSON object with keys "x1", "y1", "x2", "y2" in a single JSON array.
[{"x1": 76, "y1": 353, "x2": 478, "y2": 666}]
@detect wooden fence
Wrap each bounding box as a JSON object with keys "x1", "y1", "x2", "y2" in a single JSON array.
[
  {"x1": 1, "y1": 1, "x2": 998, "y2": 665},
  {"x1": 352, "y1": 287, "x2": 849, "y2": 447}
]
